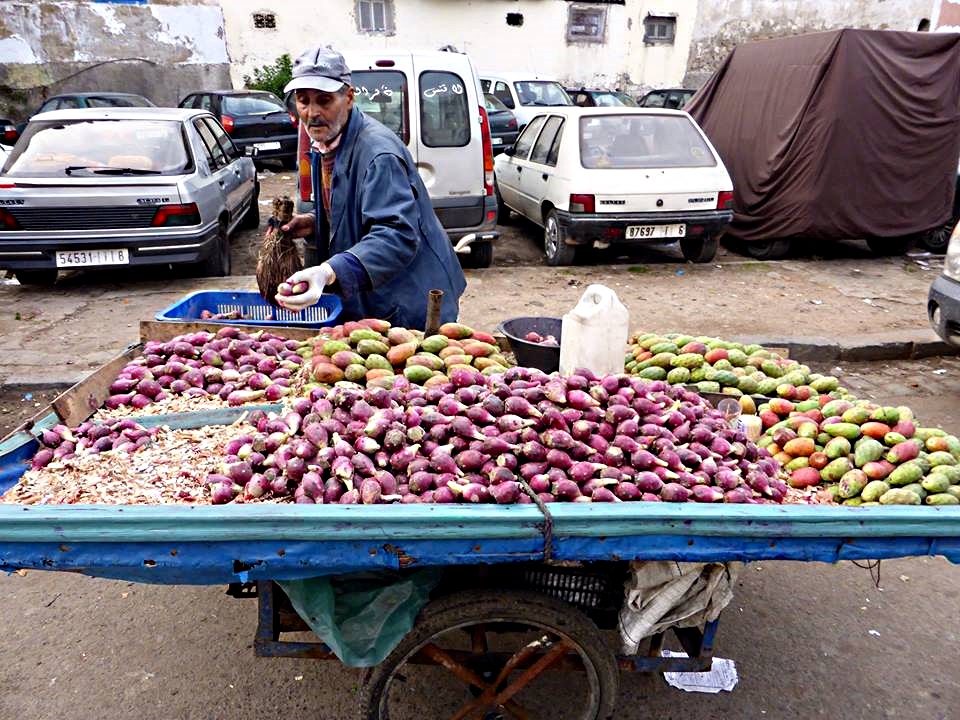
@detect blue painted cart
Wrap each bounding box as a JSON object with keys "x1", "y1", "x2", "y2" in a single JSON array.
[{"x1": 4, "y1": 416, "x2": 960, "y2": 719}]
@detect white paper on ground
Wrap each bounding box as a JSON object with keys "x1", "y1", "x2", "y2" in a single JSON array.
[{"x1": 661, "y1": 650, "x2": 739, "y2": 693}]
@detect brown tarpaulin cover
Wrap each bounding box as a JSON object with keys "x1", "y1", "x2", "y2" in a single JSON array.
[{"x1": 686, "y1": 29, "x2": 960, "y2": 243}]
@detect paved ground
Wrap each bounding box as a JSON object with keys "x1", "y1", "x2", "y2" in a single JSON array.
[{"x1": 2, "y1": 170, "x2": 960, "y2": 719}]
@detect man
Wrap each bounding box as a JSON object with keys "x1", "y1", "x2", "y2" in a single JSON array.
[{"x1": 276, "y1": 46, "x2": 466, "y2": 329}]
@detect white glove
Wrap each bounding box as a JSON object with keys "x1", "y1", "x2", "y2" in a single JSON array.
[{"x1": 276, "y1": 262, "x2": 336, "y2": 312}]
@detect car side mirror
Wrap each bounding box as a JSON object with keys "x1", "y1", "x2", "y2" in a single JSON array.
[
  {"x1": 503, "y1": 145, "x2": 515, "y2": 157},
  {"x1": 244, "y1": 146, "x2": 259, "y2": 157}
]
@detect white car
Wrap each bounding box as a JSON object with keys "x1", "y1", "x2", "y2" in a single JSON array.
[
  {"x1": 494, "y1": 107, "x2": 734, "y2": 265},
  {"x1": 480, "y1": 71, "x2": 572, "y2": 130}
]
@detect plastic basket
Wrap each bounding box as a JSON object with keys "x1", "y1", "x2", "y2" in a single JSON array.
[
  {"x1": 155, "y1": 290, "x2": 341, "y2": 329},
  {"x1": 518, "y1": 563, "x2": 626, "y2": 614},
  {"x1": 497, "y1": 316, "x2": 562, "y2": 373}
]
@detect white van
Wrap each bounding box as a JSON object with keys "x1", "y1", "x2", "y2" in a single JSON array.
[
  {"x1": 479, "y1": 71, "x2": 573, "y2": 130},
  {"x1": 295, "y1": 50, "x2": 498, "y2": 268}
]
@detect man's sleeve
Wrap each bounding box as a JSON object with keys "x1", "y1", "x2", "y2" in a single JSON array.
[
  {"x1": 347, "y1": 152, "x2": 421, "y2": 288},
  {"x1": 326, "y1": 251, "x2": 372, "y2": 298}
]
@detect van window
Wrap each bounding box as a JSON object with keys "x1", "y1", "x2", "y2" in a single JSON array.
[
  {"x1": 531, "y1": 116, "x2": 563, "y2": 166},
  {"x1": 480, "y1": 79, "x2": 492, "y2": 93},
  {"x1": 493, "y1": 81, "x2": 515, "y2": 109},
  {"x1": 513, "y1": 115, "x2": 546, "y2": 160},
  {"x1": 419, "y1": 70, "x2": 470, "y2": 148},
  {"x1": 353, "y1": 70, "x2": 408, "y2": 144}
]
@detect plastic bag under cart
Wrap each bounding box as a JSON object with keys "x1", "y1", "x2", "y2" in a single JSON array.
[{"x1": 618, "y1": 560, "x2": 741, "y2": 655}]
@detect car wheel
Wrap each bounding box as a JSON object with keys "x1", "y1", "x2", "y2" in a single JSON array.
[
  {"x1": 15, "y1": 269, "x2": 57, "y2": 286},
  {"x1": 240, "y1": 181, "x2": 260, "y2": 230},
  {"x1": 495, "y1": 180, "x2": 511, "y2": 225},
  {"x1": 745, "y1": 239, "x2": 792, "y2": 260},
  {"x1": 866, "y1": 235, "x2": 915, "y2": 256},
  {"x1": 544, "y1": 210, "x2": 577, "y2": 266},
  {"x1": 920, "y1": 219, "x2": 956, "y2": 254},
  {"x1": 680, "y1": 234, "x2": 719, "y2": 263},
  {"x1": 198, "y1": 221, "x2": 230, "y2": 277},
  {"x1": 460, "y1": 240, "x2": 493, "y2": 269}
]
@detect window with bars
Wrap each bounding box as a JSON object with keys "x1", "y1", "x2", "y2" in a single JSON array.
[
  {"x1": 567, "y1": 5, "x2": 606, "y2": 43},
  {"x1": 252, "y1": 12, "x2": 276, "y2": 29},
  {"x1": 358, "y1": 0, "x2": 394, "y2": 34},
  {"x1": 643, "y1": 15, "x2": 676, "y2": 44}
]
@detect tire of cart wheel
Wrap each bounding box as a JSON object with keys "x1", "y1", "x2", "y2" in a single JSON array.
[
  {"x1": 357, "y1": 589, "x2": 620, "y2": 720},
  {"x1": 744, "y1": 238, "x2": 792, "y2": 260},
  {"x1": 865, "y1": 235, "x2": 916, "y2": 256},
  {"x1": 680, "y1": 234, "x2": 719, "y2": 263},
  {"x1": 920, "y1": 218, "x2": 957, "y2": 254},
  {"x1": 495, "y1": 180, "x2": 512, "y2": 225},
  {"x1": 15, "y1": 269, "x2": 57, "y2": 286},
  {"x1": 460, "y1": 240, "x2": 494, "y2": 269},
  {"x1": 197, "y1": 220, "x2": 230, "y2": 277},
  {"x1": 239, "y1": 181, "x2": 260, "y2": 230},
  {"x1": 544, "y1": 210, "x2": 578, "y2": 266}
]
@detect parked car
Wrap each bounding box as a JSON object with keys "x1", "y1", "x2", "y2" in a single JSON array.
[
  {"x1": 0, "y1": 107, "x2": 259, "y2": 285},
  {"x1": 493, "y1": 107, "x2": 734, "y2": 265},
  {"x1": 928, "y1": 221, "x2": 960, "y2": 345},
  {"x1": 179, "y1": 90, "x2": 298, "y2": 169},
  {"x1": 483, "y1": 93, "x2": 519, "y2": 154},
  {"x1": 479, "y1": 72, "x2": 572, "y2": 129},
  {"x1": 15, "y1": 92, "x2": 155, "y2": 135},
  {"x1": 637, "y1": 88, "x2": 696, "y2": 110},
  {"x1": 294, "y1": 51, "x2": 499, "y2": 268},
  {"x1": 566, "y1": 88, "x2": 635, "y2": 107}
]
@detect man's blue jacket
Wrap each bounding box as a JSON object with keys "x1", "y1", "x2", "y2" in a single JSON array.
[{"x1": 309, "y1": 107, "x2": 467, "y2": 329}]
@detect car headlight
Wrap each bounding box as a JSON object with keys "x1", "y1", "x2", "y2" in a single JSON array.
[{"x1": 946, "y1": 224, "x2": 960, "y2": 282}]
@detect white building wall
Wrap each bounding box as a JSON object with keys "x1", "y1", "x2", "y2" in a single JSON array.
[{"x1": 222, "y1": 0, "x2": 651, "y2": 91}]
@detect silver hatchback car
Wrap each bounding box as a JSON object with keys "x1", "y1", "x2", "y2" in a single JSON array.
[{"x1": 0, "y1": 107, "x2": 259, "y2": 284}]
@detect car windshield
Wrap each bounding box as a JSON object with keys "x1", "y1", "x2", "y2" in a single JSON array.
[
  {"x1": 484, "y1": 94, "x2": 509, "y2": 112},
  {"x1": 86, "y1": 95, "x2": 153, "y2": 108},
  {"x1": 222, "y1": 94, "x2": 286, "y2": 115},
  {"x1": 513, "y1": 81, "x2": 571, "y2": 107},
  {"x1": 3, "y1": 119, "x2": 192, "y2": 177},
  {"x1": 590, "y1": 92, "x2": 626, "y2": 107},
  {"x1": 579, "y1": 114, "x2": 716, "y2": 169}
]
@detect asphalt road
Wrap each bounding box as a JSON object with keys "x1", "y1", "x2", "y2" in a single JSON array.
[{"x1": 2, "y1": 358, "x2": 959, "y2": 720}]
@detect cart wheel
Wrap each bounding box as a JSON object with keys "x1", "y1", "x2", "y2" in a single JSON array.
[{"x1": 358, "y1": 589, "x2": 619, "y2": 720}]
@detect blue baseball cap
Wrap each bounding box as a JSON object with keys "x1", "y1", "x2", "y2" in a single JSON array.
[{"x1": 284, "y1": 46, "x2": 352, "y2": 94}]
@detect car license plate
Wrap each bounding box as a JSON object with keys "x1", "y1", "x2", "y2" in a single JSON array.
[
  {"x1": 55, "y1": 248, "x2": 129, "y2": 268},
  {"x1": 625, "y1": 224, "x2": 686, "y2": 240},
  {"x1": 253, "y1": 141, "x2": 281, "y2": 151},
  {"x1": 491, "y1": 137, "x2": 503, "y2": 145}
]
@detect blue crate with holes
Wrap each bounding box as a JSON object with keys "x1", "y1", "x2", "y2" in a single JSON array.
[{"x1": 155, "y1": 290, "x2": 341, "y2": 329}]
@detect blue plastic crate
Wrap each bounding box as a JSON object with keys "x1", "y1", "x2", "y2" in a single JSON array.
[{"x1": 156, "y1": 290, "x2": 341, "y2": 329}]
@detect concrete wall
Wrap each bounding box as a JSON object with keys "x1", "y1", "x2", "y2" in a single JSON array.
[
  {"x1": 0, "y1": 0, "x2": 232, "y2": 121},
  {"x1": 222, "y1": 0, "x2": 684, "y2": 94},
  {"x1": 684, "y1": 0, "x2": 934, "y2": 87}
]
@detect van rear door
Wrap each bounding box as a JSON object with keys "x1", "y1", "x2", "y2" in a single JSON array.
[{"x1": 413, "y1": 54, "x2": 485, "y2": 232}]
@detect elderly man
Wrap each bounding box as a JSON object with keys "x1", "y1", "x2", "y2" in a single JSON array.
[{"x1": 277, "y1": 46, "x2": 466, "y2": 329}]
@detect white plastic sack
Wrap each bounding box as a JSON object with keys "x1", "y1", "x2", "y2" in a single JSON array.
[{"x1": 619, "y1": 561, "x2": 741, "y2": 655}]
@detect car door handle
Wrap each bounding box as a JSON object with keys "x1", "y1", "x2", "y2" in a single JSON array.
[
  {"x1": 542, "y1": 173, "x2": 548, "y2": 181},
  {"x1": 218, "y1": 180, "x2": 226, "y2": 187},
  {"x1": 517, "y1": 166, "x2": 523, "y2": 173}
]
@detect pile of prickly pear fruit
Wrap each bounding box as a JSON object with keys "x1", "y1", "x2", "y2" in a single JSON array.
[
  {"x1": 757, "y1": 397, "x2": 960, "y2": 506},
  {"x1": 309, "y1": 319, "x2": 512, "y2": 390},
  {"x1": 626, "y1": 332, "x2": 847, "y2": 400}
]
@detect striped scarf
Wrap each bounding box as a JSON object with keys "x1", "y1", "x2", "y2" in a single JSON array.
[{"x1": 319, "y1": 148, "x2": 336, "y2": 222}]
